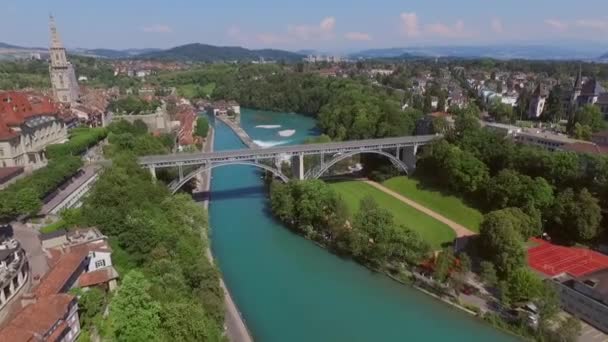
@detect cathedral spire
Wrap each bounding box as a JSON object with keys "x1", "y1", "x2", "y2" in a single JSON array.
[
  {"x1": 49, "y1": 14, "x2": 63, "y2": 49},
  {"x1": 574, "y1": 64, "x2": 582, "y2": 91}
]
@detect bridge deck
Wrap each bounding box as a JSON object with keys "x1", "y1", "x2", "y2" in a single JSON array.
[{"x1": 139, "y1": 135, "x2": 439, "y2": 168}]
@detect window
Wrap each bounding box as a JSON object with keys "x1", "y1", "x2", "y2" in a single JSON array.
[{"x1": 95, "y1": 259, "x2": 106, "y2": 268}]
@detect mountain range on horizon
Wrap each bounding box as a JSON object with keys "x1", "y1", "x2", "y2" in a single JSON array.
[{"x1": 2, "y1": 41, "x2": 608, "y2": 62}]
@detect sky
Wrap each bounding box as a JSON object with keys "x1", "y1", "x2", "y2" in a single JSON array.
[{"x1": 3, "y1": 0, "x2": 608, "y2": 51}]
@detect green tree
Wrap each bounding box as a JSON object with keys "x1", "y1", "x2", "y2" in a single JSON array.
[
  {"x1": 75, "y1": 287, "x2": 105, "y2": 328},
  {"x1": 12, "y1": 188, "x2": 42, "y2": 216},
  {"x1": 572, "y1": 105, "x2": 606, "y2": 132},
  {"x1": 454, "y1": 105, "x2": 482, "y2": 134},
  {"x1": 573, "y1": 122, "x2": 593, "y2": 140},
  {"x1": 269, "y1": 182, "x2": 295, "y2": 223},
  {"x1": 488, "y1": 100, "x2": 514, "y2": 123},
  {"x1": 195, "y1": 116, "x2": 209, "y2": 138},
  {"x1": 552, "y1": 317, "x2": 582, "y2": 342},
  {"x1": 110, "y1": 271, "x2": 161, "y2": 342},
  {"x1": 550, "y1": 188, "x2": 603, "y2": 243},
  {"x1": 159, "y1": 302, "x2": 223, "y2": 342},
  {"x1": 503, "y1": 267, "x2": 543, "y2": 303},
  {"x1": 352, "y1": 196, "x2": 395, "y2": 264},
  {"x1": 478, "y1": 211, "x2": 526, "y2": 278},
  {"x1": 484, "y1": 169, "x2": 554, "y2": 213},
  {"x1": 433, "y1": 248, "x2": 455, "y2": 283},
  {"x1": 479, "y1": 261, "x2": 498, "y2": 286},
  {"x1": 458, "y1": 253, "x2": 472, "y2": 275},
  {"x1": 542, "y1": 85, "x2": 564, "y2": 123}
]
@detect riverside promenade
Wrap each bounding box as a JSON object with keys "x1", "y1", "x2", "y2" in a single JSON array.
[
  {"x1": 194, "y1": 125, "x2": 254, "y2": 342},
  {"x1": 215, "y1": 115, "x2": 259, "y2": 148}
]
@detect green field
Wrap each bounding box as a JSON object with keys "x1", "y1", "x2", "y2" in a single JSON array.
[
  {"x1": 382, "y1": 176, "x2": 482, "y2": 232},
  {"x1": 329, "y1": 181, "x2": 456, "y2": 249}
]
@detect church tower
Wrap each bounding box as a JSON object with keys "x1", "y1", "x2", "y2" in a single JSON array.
[{"x1": 49, "y1": 15, "x2": 79, "y2": 104}]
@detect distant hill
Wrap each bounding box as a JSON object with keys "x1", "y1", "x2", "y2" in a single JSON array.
[
  {"x1": 71, "y1": 48, "x2": 161, "y2": 59},
  {"x1": 351, "y1": 45, "x2": 606, "y2": 61},
  {"x1": 139, "y1": 43, "x2": 304, "y2": 62},
  {"x1": 0, "y1": 42, "x2": 26, "y2": 49}
]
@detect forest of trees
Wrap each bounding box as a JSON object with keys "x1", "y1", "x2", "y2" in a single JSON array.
[
  {"x1": 71, "y1": 120, "x2": 224, "y2": 341},
  {"x1": 155, "y1": 64, "x2": 422, "y2": 141},
  {"x1": 108, "y1": 95, "x2": 162, "y2": 115},
  {"x1": 269, "y1": 180, "x2": 430, "y2": 270}
]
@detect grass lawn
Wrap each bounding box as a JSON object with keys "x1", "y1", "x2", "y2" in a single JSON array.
[
  {"x1": 329, "y1": 180, "x2": 456, "y2": 249},
  {"x1": 383, "y1": 176, "x2": 483, "y2": 232},
  {"x1": 40, "y1": 219, "x2": 66, "y2": 234}
]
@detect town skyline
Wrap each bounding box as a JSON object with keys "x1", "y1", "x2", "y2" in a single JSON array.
[{"x1": 3, "y1": 0, "x2": 608, "y2": 50}]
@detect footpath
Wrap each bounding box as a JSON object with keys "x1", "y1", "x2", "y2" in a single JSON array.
[
  {"x1": 364, "y1": 180, "x2": 476, "y2": 238},
  {"x1": 195, "y1": 126, "x2": 254, "y2": 342}
]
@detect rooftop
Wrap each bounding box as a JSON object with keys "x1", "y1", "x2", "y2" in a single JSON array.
[
  {"x1": 577, "y1": 268, "x2": 608, "y2": 297},
  {"x1": 0, "y1": 294, "x2": 75, "y2": 341},
  {"x1": 34, "y1": 246, "x2": 88, "y2": 297},
  {"x1": 78, "y1": 266, "x2": 119, "y2": 288}
]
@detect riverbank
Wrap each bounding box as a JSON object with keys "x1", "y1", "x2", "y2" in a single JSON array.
[
  {"x1": 208, "y1": 108, "x2": 516, "y2": 341},
  {"x1": 216, "y1": 114, "x2": 259, "y2": 148},
  {"x1": 195, "y1": 124, "x2": 254, "y2": 342}
]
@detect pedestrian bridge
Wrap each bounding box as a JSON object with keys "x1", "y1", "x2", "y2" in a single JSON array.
[{"x1": 138, "y1": 135, "x2": 440, "y2": 193}]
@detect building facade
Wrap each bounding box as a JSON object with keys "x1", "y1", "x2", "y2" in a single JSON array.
[
  {"x1": 562, "y1": 69, "x2": 608, "y2": 120},
  {"x1": 49, "y1": 15, "x2": 80, "y2": 104},
  {"x1": 528, "y1": 84, "x2": 548, "y2": 118},
  {"x1": 0, "y1": 238, "x2": 29, "y2": 312},
  {"x1": 552, "y1": 270, "x2": 608, "y2": 333},
  {"x1": 0, "y1": 92, "x2": 68, "y2": 170}
]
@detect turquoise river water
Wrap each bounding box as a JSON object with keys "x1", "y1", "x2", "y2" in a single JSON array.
[{"x1": 208, "y1": 109, "x2": 518, "y2": 342}]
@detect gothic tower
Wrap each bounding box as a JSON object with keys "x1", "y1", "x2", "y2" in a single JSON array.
[{"x1": 49, "y1": 15, "x2": 79, "y2": 104}]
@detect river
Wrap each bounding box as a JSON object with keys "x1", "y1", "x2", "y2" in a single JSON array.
[{"x1": 208, "y1": 108, "x2": 517, "y2": 342}]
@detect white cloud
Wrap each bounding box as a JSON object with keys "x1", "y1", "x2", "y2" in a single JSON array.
[
  {"x1": 288, "y1": 16, "x2": 336, "y2": 41},
  {"x1": 141, "y1": 24, "x2": 172, "y2": 33},
  {"x1": 345, "y1": 32, "x2": 372, "y2": 41},
  {"x1": 427, "y1": 20, "x2": 471, "y2": 38},
  {"x1": 575, "y1": 18, "x2": 608, "y2": 31},
  {"x1": 400, "y1": 12, "x2": 420, "y2": 37},
  {"x1": 491, "y1": 18, "x2": 504, "y2": 34},
  {"x1": 544, "y1": 19, "x2": 568, "y2": 31}
]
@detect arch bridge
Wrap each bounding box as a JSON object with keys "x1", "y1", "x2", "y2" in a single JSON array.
[{"x1": 137, "y1": 135, "x2": 440, "y2": 193}]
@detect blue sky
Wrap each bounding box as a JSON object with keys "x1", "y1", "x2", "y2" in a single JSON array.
[{"x1": 3, "y1": 0, "x2": 608, "y2": 51}]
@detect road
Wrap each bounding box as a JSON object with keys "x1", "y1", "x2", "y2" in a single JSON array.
[
  {"x1": 364, "y1": 180, "x2": 476, "y2": 237},
  {"x1": 139, "y1": 134, "x2": 439, "y2": 167}
]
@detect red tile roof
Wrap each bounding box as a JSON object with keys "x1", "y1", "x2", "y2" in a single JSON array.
[
  {"x1": 528, "y1": 238, "x2": 608, "y2": 277},
  {"x1": 0, "y1": 91, "x2": 58, "y2": 140},
  {"x1": 34, "y1": 246, "x2": 88, "y2": 297},
  {"x1": 78, "y1": 267, "x2": 119, "y2": 288},
  {"x1": 0, "y1": 294, "x2": 75, "y2": 341}
]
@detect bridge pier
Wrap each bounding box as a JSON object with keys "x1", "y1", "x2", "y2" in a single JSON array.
[
  {"x1": 291, "y1": 153, "x2": 305, "y2": 180},
  {"x1": 401, "y1": 145, "x2": 418, "y2": 171},
  {"x1": 149, "y1": 166, "x2": 157, "y2": 180}
]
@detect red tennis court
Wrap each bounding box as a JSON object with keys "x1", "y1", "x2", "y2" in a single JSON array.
[{"x1": 527, "y1": 238, "x2": 608, "y2": 277}]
